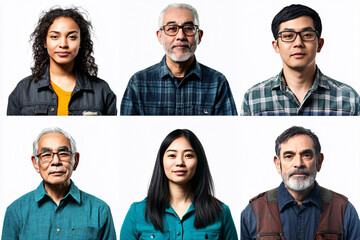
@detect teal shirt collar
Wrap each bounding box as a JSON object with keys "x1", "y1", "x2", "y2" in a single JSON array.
[{"x1": 34, "y1": 180, "x2": 81, "y2": 205}]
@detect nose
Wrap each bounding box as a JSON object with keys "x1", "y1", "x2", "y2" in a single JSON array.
[
  {"x1": 293, "y1": 154, "x2": 305, "y2": 168},
  {"x1": 51, "y1": 153, "x2": 62, "y2": 166},
  {"x1": 59, "y1": 37, "x2": 68, "y2": 48},
  {"x1": 175, "y1": 156, "x2": 185, "y2": 166},
  {"x1": 293, "y1": 33, "x2": 304, "y2": 47},
  {"x1": 176, "y1": 27, "x2": 187, "y2": 40}
]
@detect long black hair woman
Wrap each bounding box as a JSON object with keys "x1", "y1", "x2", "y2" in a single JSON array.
[
  {"x1": 7, "y1": 7, "x2": 117, "y2": 115},
  {"x1": 120, "y1": 129, "x2": 238, "y2": 239}
]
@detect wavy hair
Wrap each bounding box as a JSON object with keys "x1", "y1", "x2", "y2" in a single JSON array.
[
  {"x1": 30, "y1": 7, "x2": 97, "y2": 81},
  {"x1": 145, "y1": 129, "x2": 222, "y2": 231}
]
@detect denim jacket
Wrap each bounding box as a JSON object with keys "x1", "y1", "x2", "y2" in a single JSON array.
[{"x1": 7, "y1": 67, "x2": 117, "y2": 115}]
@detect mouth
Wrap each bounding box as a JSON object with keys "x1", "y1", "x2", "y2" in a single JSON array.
[
  {"x1": 171, "y1": 43, "x2": 191, "y2": 49},
  {"x1": 49, "y1": 171, "x2": 66, "y2": 176},
  {"x1": 56, "y1": 52, "x2": 70, "y2": 57},
  {"x1": 173, "y1": 170, "x2": 187, "y2": 176},
  {"x1": 291, "y1": 52, "x2": 306, "y2": 58}
]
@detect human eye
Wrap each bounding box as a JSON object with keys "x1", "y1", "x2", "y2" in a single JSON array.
[
  {"x1": 185, "y1": 153, "x2": 194, "y2": 158},
  {"x1": 40, "y1": 152, "x2": 52, "y2": 159},
  {"x1": 68, "y1": 35, "x2": 77, "y2": 40},
  {"x1": 281, "y1": 32, "x2": 295, "y2": 40},
  {"x1": 49, "y1": 35, "x2": 58, "y2": 39},
  {"x1": 58, "y1": 151, "x2": 71, "y2": 157},
  {"x1": 283, "y1": 154, "x2": 293, "y2": 160},
  {"x1": 301, "y1": 31, "x2": 315, "y2": 40},
  {"x1": 302, "y1": 153, "x2": 313, "y2": 159},
  {"x1": 165, "y1": 25, "x2": 178, "y2": 33}
]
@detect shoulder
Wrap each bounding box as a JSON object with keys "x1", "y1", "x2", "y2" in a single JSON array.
[
  {"x1": 130, "y1": 63, "x2": 162, "y2": 80},
  {"x1": 6, "y1": 189, "x2": 36, "y2": 211},
  {"x1": 86, "y1": 76, "x2": 114, "y2": 92},
  {"x1": 320, "y1": 74, "x2": 359, "y2": 97},
  {"x1": 79, "y1": 190, "x2": 111, "y2": 211},
  {"x1": 244, "y1": 75, "x2": 279, "y2": 95},
  {"x1": 11, "y1": 75, "x2": 35, "y2": 91},
  {"x1": 197, "y1": 62, "x2": 228, "y2": 82}
]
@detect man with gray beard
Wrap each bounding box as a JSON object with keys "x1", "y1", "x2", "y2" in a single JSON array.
[
  {"x1": 120, "y1": 3, "x2": 237, "y2": 115},
  {"x1": 241, "y1": 126, "x2": 360, "y2": 240}
]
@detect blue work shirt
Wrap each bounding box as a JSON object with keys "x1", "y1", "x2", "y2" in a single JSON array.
[
  {"x1": 2, "y1": 180, "x2": 116, "y2": 240},
  {"x1": 241, "y1": 182, "x2": 360, "y2": 240},
  {"x1": 120, "y1": 199, "x2": 238, "y2": 239},
  {"x1": 120, "y1": 56, "x2": 238, "y2": 115}
]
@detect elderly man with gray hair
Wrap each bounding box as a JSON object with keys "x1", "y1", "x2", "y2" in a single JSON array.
[
  {"x1": 121, "y1": 3, "x2": 237, "y2": 115},
  {"x1": 2, "y1": 127, "x2": 116, "y2": 240}
]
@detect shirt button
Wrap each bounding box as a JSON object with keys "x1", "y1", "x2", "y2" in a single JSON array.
[
  {"x1": 50, "y1": 107, "x2": 55, "y2": 112},
  {"x1": 57, "y1": 228, "x2": 60, "y2": 232},
  {"x1": 177, "y1": 232, "x2": 181, "y2": 236},
  {"x1": 204, "y1": 109, "x2": 208, "y2": 114},
  {"x1": 151, "y1": 234, "x2": 155, "y2": 238}
]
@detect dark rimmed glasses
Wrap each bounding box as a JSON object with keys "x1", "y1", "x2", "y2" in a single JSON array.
[
  {"x1": 36, "y1": 151, "x2": 73, "y2": 163},
  {"x1": 160, "y1": 24, "x2": 199, "y2": 36},
  {"x1": 278, "y1": 30, "x2": 318, "y2": 42}
]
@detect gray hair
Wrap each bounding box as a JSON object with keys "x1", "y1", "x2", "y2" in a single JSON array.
[
  {"x1": 158, "y1": 3, "x2": 200, "y2": 29},
  {"x1": 33, "y1": 127, "x2": 77, "y2": 165}
]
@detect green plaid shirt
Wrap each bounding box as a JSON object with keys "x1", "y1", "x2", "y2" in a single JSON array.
[{"x1": 241, "y1": 68, "x2": 360, "y2": 116}]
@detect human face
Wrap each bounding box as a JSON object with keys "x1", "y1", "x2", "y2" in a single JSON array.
[
  {"x1": 272, "y1": 16, "x2": 324, "y2": 72},
  {"x1": 274, "y1": 134, "x2": 323, "y2": 191},
  {"x1": 163, "y1": 136, "x2": 198, "y2": 186},
  {"x1": 157, "y1": 7, "x2": 203, "y2": 63},
  {"x1": 45, "y1": 17, "x2": 81, "y2": 67},
  {"x1": 32, "y1": 133, "x2": 79, "y2": 188}
]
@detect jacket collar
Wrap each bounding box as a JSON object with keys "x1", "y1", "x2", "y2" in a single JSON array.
[{"x1": 36, "y1": 65, "x2": 93, "y2": 91}]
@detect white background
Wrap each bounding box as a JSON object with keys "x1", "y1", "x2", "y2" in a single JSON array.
[
  {"x1": 0, "y1": 117, "x2": 360, "y2": 237},
  {"x1": 0, "y1": 0, "x2": 360, "y2": 113},
  {"x1": 0, "y1": 0, "x2": 360, "y2": 238}
]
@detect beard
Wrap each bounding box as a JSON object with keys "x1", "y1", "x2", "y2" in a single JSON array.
[
  {"x1": 161, "y1": 35, "x2": 198, "y2": 63},
  {"x1": 282, "y1": 168, "x2": 317, "y2": 191}
]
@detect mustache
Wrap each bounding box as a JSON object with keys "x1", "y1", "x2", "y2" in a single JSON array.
[
  {"x1": 171, "y1": 42, "x2": 191, "y2": 49},
  {"x1": 289, "y1": 168, "x2": 310, "y2": 177}
]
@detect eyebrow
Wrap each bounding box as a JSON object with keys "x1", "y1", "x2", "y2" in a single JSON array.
[
  {"x1": 48, "y1": 30, "x2": 79, "y2": 34},
  {"x1": 282, "y1": 149, "x2": 314, "y2": 156},
  {"x1": 282, "y1": 27, "x2": 315, "y2": 32},
  {"x1": 166, "y1": 149, "x2": 194, "y2": 152},
  {"x1": 40, "y1": 146, "x2": 70, "y2": 153},
  {"x1": 165, "y1": 21, "x2": 194, "y2": 25}
]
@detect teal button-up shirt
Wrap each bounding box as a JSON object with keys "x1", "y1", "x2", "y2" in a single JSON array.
[
  {"x1": 120, "y1": 199, "x2": 238, "y2": 240},
  {"x1": 2, "y1": 180, "x2": 116, "y2": 240}
]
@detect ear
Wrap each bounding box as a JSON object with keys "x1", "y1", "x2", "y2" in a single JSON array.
[
  {"x1": 72, "y1": 152, "x2": 80, "y2": 171},
  {"x1": 156, "y1": 30, "x2": 162, "y2": 44},
  {"x1": 274, "y1": 156, "x2": 281, "y2": 174},
  {"x1": 197, "y1": 30, "x2": 203, "y2": 44},
  {"x1": 272, "y1": 40, "x2": 280, "y2": 53},
  {"x1": 31, "y1": 156, "x2": 40, "y2": 173},
  {"x1": 316, "y1": 153, "x2": 324, "y2": 172},
  {"x1": 317, "y1": 38, "x2": 324, "y2": 53}
]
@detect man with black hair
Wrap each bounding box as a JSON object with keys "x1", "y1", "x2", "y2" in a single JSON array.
[
  {"x1": 241, "y1": 126, "x2": 360, "y2": 239},
  {"x1": 241, "y1": 4, "x2": 360, "y2": 116}
]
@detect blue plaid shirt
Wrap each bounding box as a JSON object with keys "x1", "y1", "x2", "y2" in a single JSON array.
[
  {"x1": 2, "y1": 180, "x2": 116, "y2": 240},
  {"x1": 241, "y1": 67, "x2": 360, "y2": 116},
  {"x1": 120, "y1": 56, "x2": 237, "y2": 115}
]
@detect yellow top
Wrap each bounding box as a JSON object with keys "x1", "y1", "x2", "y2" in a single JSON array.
[{"x1": 50, "y1": 81, "x2": 72, "y2": 116}]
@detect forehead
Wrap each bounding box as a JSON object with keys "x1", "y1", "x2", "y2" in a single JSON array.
[
  {"x1": 279, "y1": 15, "x2": 315, "y2": 31},
  {"x1": 48, "y1": 17, "x2": 80, "y2": 32},
  {"x1": 280, "y1": 134, "x2": 315, "y2": 153},
  {"x1": 38, "y1": 133, "x2": 70, "y2": 150},
  {"x1": 162, "y1": 7, "x2": 194, "y2": 25},
  {"x1": 167, "y1": 136, "x2": 193, "y2": 150}
]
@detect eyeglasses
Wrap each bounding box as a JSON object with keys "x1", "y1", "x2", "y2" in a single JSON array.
[
  {"x1": 36, "y1": 151, "x2": 73, "y2": 163},
  {"x1": 160, "y1": 24, "x2": 199, "y2": 36},
  {"x1": 278, "y1": 30, "x2": 318, "y2": 42}
]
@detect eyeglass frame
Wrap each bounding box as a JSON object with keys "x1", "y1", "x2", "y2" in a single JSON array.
[
  {"x1": 277, "y1": 30, "x2": 319, "y2": 42},
  {"x1": 160, "y1": 24, "x2": 199, "y2": 36},
  {"x1": 36, "y1": 151, "x2": 74, "y2": 163}
]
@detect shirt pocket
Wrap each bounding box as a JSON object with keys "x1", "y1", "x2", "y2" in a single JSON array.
[
  {"x1": 189, "y1": 231, "x2": 220, "y2": 240},
  {"x1": 139, "y1": 231, "x2": 170, "y2": 240},
  {"x1": 69, "y1": 225, "x2": 100, "y2": 240},
  {"x1": 20, "y1": 104, "x2": 55, "y2": 115}
]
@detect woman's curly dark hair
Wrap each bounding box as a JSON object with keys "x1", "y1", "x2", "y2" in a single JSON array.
[{"x1": 30, "y1": 7, "x2": 98, "y2": 81}]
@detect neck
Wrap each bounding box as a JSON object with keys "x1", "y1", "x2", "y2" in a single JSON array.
[
  {"x1": 165, "y1": 55, "x2": 195, "y2": 78},
  {"x1": 44, "y1": 181, "x2": 71, "y2": 206},
  {"x1": 282, "y1": 64, "x2": 317, "y2": 103},
  {"x1": 168, "y1": 181, "x2": 192, "y2": 205},
  {"x1": 49, "y1": 60, "x2": 76, "y2": 91},
  {"x1": 285, "y1": 182, "x2": 315, "y2": 206}
]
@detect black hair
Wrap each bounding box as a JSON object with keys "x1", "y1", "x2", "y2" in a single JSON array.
[
  {"x1": 145, "y1": 129, "x2": 222, "y2": 232},
  {"x1": 271, "y1": 4, "x2": 322, "y2": 39},
  {"x1": 30, "y1": 7, "x2": 97, "y2": 81},
  {"x1": 275, "y1": 126, "x2": 321, "y2": 158}
]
